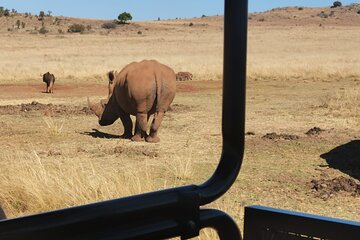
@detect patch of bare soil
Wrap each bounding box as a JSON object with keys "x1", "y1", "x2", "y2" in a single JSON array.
[
  {"x1": 311, "y1": 176, "x2": 360, "y2": 200},
  {"x1": 262, "y1": 132, "x2": 300, "y2": 140},
  {"x1": 111, "y1": 145, "x2": 159, "y2": 158},
  {"x1": 168, "y1": 103, "x2": 195, "y2": 113},
  {"x1": 0, "y1": 101, "x2": 92, "y2": 116},
  {"x1": 305, "y1": 127, "x2": 324, "y2": 136},
  {"x1": 245, "y1": 131, "x2": 256, "y2": 136}
]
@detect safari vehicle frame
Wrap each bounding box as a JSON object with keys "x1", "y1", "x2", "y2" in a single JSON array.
[{"x1": 0, "y1": 0, "x2": 359, "y2": 239}]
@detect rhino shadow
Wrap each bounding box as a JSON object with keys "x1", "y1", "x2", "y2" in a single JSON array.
[
  {"x1": 320, "y1": 140, "x2": 360, "y2": 180},
  {"x1": 81, "y1": 129, "x2": 121, "y2": 139}
]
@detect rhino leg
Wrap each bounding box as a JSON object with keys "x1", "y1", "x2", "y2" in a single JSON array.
[
  {"x1": 146, "y1": 111, "x2": 164, "y2": 143},
  {"x1": 131, "y1": 113, "x2": 147, "y2": 142},
  {"x1": 118, "y1": 112, "x2": 133, "y2": 139},
  {"x1": 49, "y1": 81, "x2": 54, "y2": 93}
]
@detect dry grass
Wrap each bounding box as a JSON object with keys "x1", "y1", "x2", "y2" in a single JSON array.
[{"x1": 1, "y1": 23, "x2": 360, "y2": 85}]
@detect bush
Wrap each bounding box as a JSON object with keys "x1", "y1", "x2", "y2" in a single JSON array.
[
  {"x1": 189, "y1": 22, "x2": 194, "y2": 26},
  {"x1": 101, "y1": 22, "x2": 117, "y2": 29},
  {"x1": 332, "y1": 1, "x2": 342, "y2": 8},
  {"x1": 38, "y1": 11, "x2": 45, "y2": 20},
  {"x1": 1, "y1": 8, "x2": 10, "y2": 17},
  {"x1": 117, "y1": 12, "x2": 132, "y2": 24},
  {"x1": 16, "y1": 19, "x2": 21, "y2": 29},
  {"x1": 318, "y1": 11, "x2": 328, "y2": 18},
  {"x1": 68, "y1": 23, "x2": 85, "y2": 33},
  {"x1": 39, "y1": 26, "x2": 48, "y2": 34}
]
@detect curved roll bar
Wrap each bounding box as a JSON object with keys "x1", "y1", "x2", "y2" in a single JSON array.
[{"x1": 0, "y1": 0, "x2": 248, "y2": 239}]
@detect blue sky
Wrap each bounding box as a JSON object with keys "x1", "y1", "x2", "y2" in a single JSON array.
[{"x1": 0, "y1": 1, "x2": 358, "y2": 21}]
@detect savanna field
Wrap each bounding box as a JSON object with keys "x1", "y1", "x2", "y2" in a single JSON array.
[{"x1": 0, "y1": 4, "x2": 360, "y2": 239}]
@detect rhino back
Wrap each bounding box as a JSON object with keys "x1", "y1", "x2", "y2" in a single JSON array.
[{"x1": 113, "y1": 60, "x2": 176, "y2": 115}]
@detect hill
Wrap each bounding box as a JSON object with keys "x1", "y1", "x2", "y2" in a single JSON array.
[
  {"x1": 0, "y1": 4, "x2": 359, "y2": 35},
  {"x1": 249, "y1": 4, "x2": 360, "y2": 27}
]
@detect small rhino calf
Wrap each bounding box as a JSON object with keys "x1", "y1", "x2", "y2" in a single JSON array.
[{"x1": 43, "y1": 72, "x2": 55, "y2": 93}]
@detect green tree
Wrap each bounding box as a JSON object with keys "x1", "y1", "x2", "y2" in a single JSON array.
[
  {"x1": 332, "y1": 1, "x2": 342, "y2": 7},
  {"x1": 117, "y1": 12, "x2": 132, "y2": 24}
]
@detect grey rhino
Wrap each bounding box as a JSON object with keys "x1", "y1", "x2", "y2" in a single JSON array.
[
  {"x1": 42, "y1": 72, "x2": 55, "y2": 93},
  {"x1": 89, "y1": 60, "x2": 176, "y2": 143}
]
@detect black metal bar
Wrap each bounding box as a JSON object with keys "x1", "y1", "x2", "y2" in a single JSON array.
[
  {"x1": 199, "y1": 0, "x2": 248, "y2": 205},
  {"x1": 243, "y1": 205, "x2": 360, "y2": 240},
  {"x1": 0, "y1": 185, "x2": 200, "y2": 240},
  {"x1": 200, "y1": 209, "x2": 242, "y2": 240}
]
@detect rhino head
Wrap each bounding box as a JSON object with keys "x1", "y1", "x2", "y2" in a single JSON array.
[{"x1": 88, "y1": 97, "x2": 118, "y2": 126}]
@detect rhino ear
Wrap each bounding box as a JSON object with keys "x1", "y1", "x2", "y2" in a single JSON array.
[{"x1": 108, "y1": 71, "x2": 115, "y2": 84}]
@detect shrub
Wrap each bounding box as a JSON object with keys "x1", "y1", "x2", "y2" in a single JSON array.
[
  {"x1": 189, "y1": 22, "x2": 194, "y2": 26},
  {"x1": 68, "y1": 23, "x2": 85, "y2": 33},
  {"x1": 21, "y1": 22, "x2": 25, "y2": 29},
  {"x1": 16, "y1": 19, "x2": 21, "y2": 29},
  {"x1": 39, "y1": 26, "x2": 48, "y2": 34},
  {"x1": 137, "y1": 30, "x2": 142, "y2": 34},
  {"x1": 332, "y1": 1, "x2": 342, "y2": 8},
  {"x1": 317, "y1": 11, "x2": 328, "y2": 18},
  {"x1": 117, "y1": 12, "x2": 132, "y2": 24},
  {"x1": 38, "y1": 11, "x2": 45, "y2": 20},
  {"x1": 298, "y1": 7, "x2": 304, "y2": 11},
  {"x1": 101, "y1": 22, "x2": 117, "y2": 29},
  {"x1": 0, "y1": 7, "x2": 10, "y2": 17}
]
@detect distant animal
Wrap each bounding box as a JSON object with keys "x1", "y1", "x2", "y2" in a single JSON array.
[
  {"x1": 88, "y1": 60, "x2": 176, "y2": 143},
  {"x1": 42, "y1": 72, "x2": 55, "y2": 93},
  {"x1": 0, "y1": 205, "x2": 6, "y2": 220},
  {"x1": 176, "y1": 71, "x2": 193, "y2": 81}
]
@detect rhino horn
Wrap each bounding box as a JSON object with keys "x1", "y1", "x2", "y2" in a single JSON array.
[{"x1": 87, "y1": 97, "x2": 103, "y2": 118}]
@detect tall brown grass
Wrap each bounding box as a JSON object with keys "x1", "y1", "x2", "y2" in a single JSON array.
[{"x1": 0, "y1": 26, "x2": 359, "y2": 84}]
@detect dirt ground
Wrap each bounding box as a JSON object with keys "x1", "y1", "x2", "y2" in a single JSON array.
[{"x1": 1, "y1": 76, "x2": 359, "y2": 227}]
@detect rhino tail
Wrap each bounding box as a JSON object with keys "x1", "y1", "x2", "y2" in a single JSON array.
[{"x1": 154, "y1": 75, "x2": 161, "y2": 112}]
